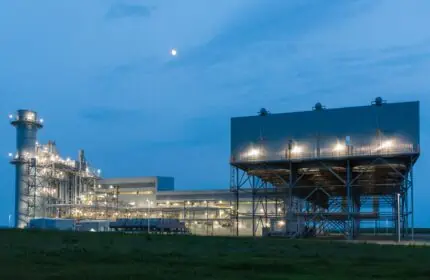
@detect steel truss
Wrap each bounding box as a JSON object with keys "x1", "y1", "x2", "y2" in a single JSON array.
[
  {"x1": 230, "y1": 164, "x2": 286, "y2": 237},
  {"x1": 14, "y1": 156, "x2": 99, "y2": 226},
  {"x1": 231, "y1": 155, "x2": 417, "y2": 240}
]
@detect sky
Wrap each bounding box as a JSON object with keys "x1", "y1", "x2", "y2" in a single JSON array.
[{"x1": 0, "y1": 0, "x2": 429, "y2": 227}]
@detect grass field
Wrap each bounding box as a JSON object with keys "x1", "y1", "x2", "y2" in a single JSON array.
[{"x1": 1, "y1": 230, "x2": 430, "y2": 280}]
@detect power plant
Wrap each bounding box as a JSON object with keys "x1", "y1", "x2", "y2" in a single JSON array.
[{"x1": 8, "y1": 98, "x2": 420, "y2": 239}]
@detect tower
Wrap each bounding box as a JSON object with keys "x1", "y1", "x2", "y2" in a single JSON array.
[{"x1": 10, "y1": 110, "x2": 43, "y2": 228}]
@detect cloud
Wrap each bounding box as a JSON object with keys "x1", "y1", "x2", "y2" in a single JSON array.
[{"x1": 105, "y1": 3, "x2": 154, "y2": 20}]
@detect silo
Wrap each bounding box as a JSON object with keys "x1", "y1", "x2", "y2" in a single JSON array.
[{"x1": 10, "y1": 110, "x2": 43, "y2": 228}]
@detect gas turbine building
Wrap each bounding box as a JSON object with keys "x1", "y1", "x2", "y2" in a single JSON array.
[{"x1": 9, "y1": 98, "x2": 420, "y2": 239}]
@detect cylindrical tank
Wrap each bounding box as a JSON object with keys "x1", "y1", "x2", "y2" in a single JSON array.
[{"x1": 10, "y1": 110, "x2": 43, "y2": 228}]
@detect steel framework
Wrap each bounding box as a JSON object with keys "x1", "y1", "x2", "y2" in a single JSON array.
[
  {"x1": 10, "y1": 144, "x2": 100, "y2": 227},
  {"x1": 231, "y1": 152, "x2": 418, "y2": 240}
]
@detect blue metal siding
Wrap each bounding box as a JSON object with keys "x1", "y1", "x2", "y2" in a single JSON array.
[
  {"x1": 231, "y1": 101, "x2": 419, "y2": 159},
  {"x1": 156, "y1": 177, "x2": 175, "y2": 191}
]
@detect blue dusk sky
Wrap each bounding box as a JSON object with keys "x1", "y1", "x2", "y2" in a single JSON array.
[{"x1": 0, "y1": 0, "x2": 429, "y2": 227}]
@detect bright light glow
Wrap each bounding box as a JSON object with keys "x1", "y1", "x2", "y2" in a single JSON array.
[
  {"x1": 260, "y1": 209, "x2": 264, "y2": 213},
  {"x1": 166, "y1": 201, "x2": 170, "y2": 205},
  {"x1": 218, "y1": 200, "x2": 223, "y2": 204},
  {"x1": 90, "y1": 228, "x2": 96, "y2": 232},
  {"x1": 278, "y1": 220, "x2": 286, "y2": 226},
  {"x1": 8, "y1": 114, "x2": 13, "y2": 119},
  {"x1": 247, "y1": 148, "x2": 261, "y2": 157},
  {"x1": 40, "y1": 118, "x2": 44, "y2": 123},
  {"x1": 27, "y1": 113, "x2": 35, "y2": 121},
  {"x1": 291, "y1": 146, "x2": 302, "y2": 154},
  {"x1": 109, "y1": 185, "x2": 114, "y2": 189},
  {"x1": 333, "y1": 143, "x2": 346, "y2": 152},
  {"x1": 187, "y1": 201, "x2": 191, "y2": 205},
  {"x1": 381, "y1": 140, "x2": 393, "y2": 149},
  {"x1": 98, "y1": 185, "x2": 101, "y2": 189},
  {"x1": 8, "y1": 153, "x2": 13, "y2": 157},
  {"x1": 129, "y1": 201, "x2": 136, "y2": 206},
  {"x1": 97, "y1": 169, "x2": 101, "y2": 174},
  {"x1": 277, "y1": 208, "x2": 282, "y2": 212},
  {"x1": 203, "y1": 201, "x2": 207, "y2": 204},
  {"x1": 170, "y1": 48, "x2": 177, "y2": 56}
]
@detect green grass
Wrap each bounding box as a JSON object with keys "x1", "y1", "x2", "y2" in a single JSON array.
[{"x1": 1, "y1": 230, "x2": 429, "y2": 280}]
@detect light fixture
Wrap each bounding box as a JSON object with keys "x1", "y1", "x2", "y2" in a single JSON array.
[
  {"x1": 333, "y1": 143, "x2": 346, "y2": 152},
  {"x1": 381, "y1": 140, "x2": 393, "y2": 149},
  {"x1": 247, "y1": 148, "x2": 260, "y2": 157},
  {"x1": 278, "y1": 220, "x2": 286, "y2": 226},
  {"x1": 291, "y1": 146, "x2": 302, "y2": 154},
  {"x1": 27, "y1": 113, "x2": 35, "y2": 121}
]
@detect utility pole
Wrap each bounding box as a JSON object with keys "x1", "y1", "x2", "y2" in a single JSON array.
[{"x1": 397, "y1": 193, "x2": 401, "y2": 243}]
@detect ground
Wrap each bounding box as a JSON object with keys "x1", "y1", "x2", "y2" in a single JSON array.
[{"x1": 1, "y1": 230, "x2": 430, "y2": 280}]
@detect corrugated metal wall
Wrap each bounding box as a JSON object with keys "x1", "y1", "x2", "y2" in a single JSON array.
[{"x1": 231, "y1": 101, "x2": 419, "y2": 160}]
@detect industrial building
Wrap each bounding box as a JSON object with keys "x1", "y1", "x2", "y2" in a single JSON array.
[{"x1": 9, "y1": 97, "x2": 420, "y2": 239}]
